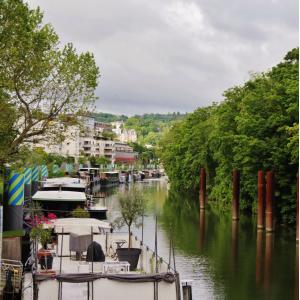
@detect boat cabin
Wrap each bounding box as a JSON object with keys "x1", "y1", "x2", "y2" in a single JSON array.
[{"x1": 32, "y1": 191, "x2": 87, "y2": 217}]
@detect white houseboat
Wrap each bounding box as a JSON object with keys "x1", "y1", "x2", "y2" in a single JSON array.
[
  {"x1": 23, "y1": 218, "x2": 182, "y2": 300},
  {"x1": 32, "y1": 190, "x2": 87, "y2": 217}
]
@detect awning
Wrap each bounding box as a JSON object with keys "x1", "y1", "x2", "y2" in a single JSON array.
[
  {"x1": 32, "y1": 191, "x2": 86, "y2": 202},
  {"x1": 48, "y1": 218, "x2": 111, "y2": 234}
]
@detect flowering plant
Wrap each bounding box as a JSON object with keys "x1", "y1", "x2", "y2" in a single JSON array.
[
  {"x1": 29, "y1": 213, "x2": 57, "y2": 248},
  {"x1": 29, "y1": 213, "x2": 57, "y2": 226}
]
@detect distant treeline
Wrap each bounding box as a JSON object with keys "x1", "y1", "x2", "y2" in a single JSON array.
[
  {"x1": 92, "y1": 112, "x2": 128, "y2": 123},
  {"x1": 92, "y1": 112, "x2": 185, "y2": 124},
  {"x1": 93, "y1": 112, "x2": 186, "y2": 146},
  {"x1": 160, "y1": 48, "x2": 299, "y2": 224}
]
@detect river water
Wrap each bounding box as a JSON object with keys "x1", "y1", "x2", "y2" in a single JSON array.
[{"x1": 98, "y1": 178, "x2": 298, "y2": 300}]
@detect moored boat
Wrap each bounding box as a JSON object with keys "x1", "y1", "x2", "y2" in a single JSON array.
[
  {"x1": 23, "y1": 218, "x2": 183, "y2": 300},
  {"x1": 32, "y1": 190, "x2": 87, "y2": 217},
  {"x1": 99, "y1": 171, "x2": 120, "y2": 187}
]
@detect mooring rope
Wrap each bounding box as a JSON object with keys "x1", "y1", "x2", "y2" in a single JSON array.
[{"x1": 154, "y1": 215, "x2": 159, "y2": 300}]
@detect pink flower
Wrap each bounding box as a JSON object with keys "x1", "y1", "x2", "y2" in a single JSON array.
[{"x1": 47, "y1": 213, "x2": 57, "y2": 220}]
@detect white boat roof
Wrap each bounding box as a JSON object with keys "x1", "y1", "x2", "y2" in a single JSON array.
[
  {"x1": 45, "y1": 177, "x2": 81, "y2": 183},
  {"x1": 43, "y1": 177, "x2": 86, "y2": 188},
  {"x1": 32, "y1": 191, "x2": 86, "y2": 202},
  {"x1": 48, "y1": 218, "x2": 111, "y2": 234}
]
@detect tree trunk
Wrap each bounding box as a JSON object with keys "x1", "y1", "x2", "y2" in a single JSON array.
[{"x1": 128, "y1": 225, "x2": 131, "y2": 248}]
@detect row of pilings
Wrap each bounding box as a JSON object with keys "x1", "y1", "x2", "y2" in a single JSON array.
[
  {"x1": 198, "y1": 168, "x2": 298, "y2": 299},
  {"x1": 198, "y1": 168, "x2": 299, "y2": 240}
]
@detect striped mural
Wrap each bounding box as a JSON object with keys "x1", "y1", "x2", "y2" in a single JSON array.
[
  {"x1": 41, "y1": 165, "x2": 48, "y2": 179},
  {"x1": 32, "y1": 166, "x2": 40, "y2": 182},
  {"x1": 53, "y1": 164, "x2": 60, "y2": 174},
  {"x1": 8, "y1": 172, "x2": 24, "y2": 206},
  {"x1": 65, "y1": 163, "x2": 73, "y2": 173},
  {"x1": 24, "y1": 167, "x2": 32, "y2": 185}
]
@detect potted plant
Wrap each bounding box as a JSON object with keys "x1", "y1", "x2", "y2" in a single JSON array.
[
  {"x1": 71, "y1": 207, "x2": 90, "y2": 218},
  {"x1": 30, "y1": 222, "x2": 53, "y2": 270},
  {"x1": 114, "y1": 186, "x2": 146, "y2": 270}
]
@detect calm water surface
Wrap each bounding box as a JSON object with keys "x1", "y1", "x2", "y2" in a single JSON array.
[{"x1": 97, "y1": 179, "x2": 298, "y2": 300}]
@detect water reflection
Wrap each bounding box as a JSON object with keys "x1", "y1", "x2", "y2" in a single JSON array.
[
  {"x1": 255, "y1": 230, "x2": 264, "y2": 286},
  {"x1": 263, "y1": 232, "x2": 273, "y2": 292},
  {"x1": 231, "y1": 220, "x2": 238, "y2": 272},
  {"x1": 199, "y1": 210, "x2": 205, "y2": 250},
  {"x1": 160, "y1": 184, "x2": 297, "y2": 300},
  {"x1": 99, "y1": 181, "x2": 298, "y2": 300},
  {"x1": 295, "y1": 244, "x2": 299, "y2": 300}
]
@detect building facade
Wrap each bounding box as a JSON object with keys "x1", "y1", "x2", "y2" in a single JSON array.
[
  {"x1": 39, "y1": 117, "x2": 137, "y2": 165},
  {"x1": 111, "y1": 121, "x2": 137, "y2": 143}
]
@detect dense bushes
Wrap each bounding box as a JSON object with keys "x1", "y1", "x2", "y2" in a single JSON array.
[{"x1": 160, "y1": 48, "x2": 299, "y2": 224}]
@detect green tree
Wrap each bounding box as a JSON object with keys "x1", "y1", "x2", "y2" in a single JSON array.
[
  {"x1": 160, "y1": 48, "x2": 299, "y2": 224},
  {"x1": 0, "y1": 0, "x2": 99, "y2": 163},
  {"x1": 89, "y1": 155, "x2": 110, "y2": 167},
  {"x1": 102, "y1": 131, "x2": 117, "y2": 140},
  {"x1": 114, "y1": 186, "x2": 146, "y2": 248}
]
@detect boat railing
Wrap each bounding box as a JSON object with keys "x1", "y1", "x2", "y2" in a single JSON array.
[
  {"x1": 28, "y1": 229, "x2": 181, "y2": 300},
  {"x1": 54, "y1": 231, "x2": 174, "y2": 274}
]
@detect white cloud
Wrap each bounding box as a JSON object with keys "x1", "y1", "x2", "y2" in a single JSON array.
[
  {"x1": 163, "y1": 2, "x2": 207, "y2": 34},
  {"x1": 25, "y1": 0, "x2": 298, "y2": 115}
]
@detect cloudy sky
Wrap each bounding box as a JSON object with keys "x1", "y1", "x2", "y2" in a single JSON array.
[{"x1": 26, "y1": 0, "x2": 298, "y2": 115}]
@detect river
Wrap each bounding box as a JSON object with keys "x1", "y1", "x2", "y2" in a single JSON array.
[{"x1": 96, "y1": 178, "x2": 298, "y2": 300}]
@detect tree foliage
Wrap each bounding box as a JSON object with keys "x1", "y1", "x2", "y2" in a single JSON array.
[
  {"x1": 93, "y1": 112, "x2": 128, "y2": 123},
  {"x1": 125, "y1": 113, "x2": 184, "y2": 146},
  {"x1": 0, "y1": 0, "x2": 99, "y2": 162},
  {"x1": 114, "y1": 186, "x2": 146, "y2": 248},
  {"x1": 160, "y1": 48, "x2": 299, "y2": 224},
  {"x1": 89, "y1": 155, "x2": 110, "y2": 167}
]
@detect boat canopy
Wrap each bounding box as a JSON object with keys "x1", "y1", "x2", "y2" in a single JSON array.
[
  {"x1": 32, "y1": 191, "x2": 86, "y2": 202},
  {"x1": 42, "y1": 177, "x2": 86, "y2": 189},
  {"x1": 44, "y1": 177, "x2": 81, "y2": 184},
  {"x1": 48, "y1": 218, "x2": 111, "y2": 234}
]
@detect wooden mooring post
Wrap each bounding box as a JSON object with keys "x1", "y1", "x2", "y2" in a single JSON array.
[
  {"x1": 257, "y1": 170, "x2": 265, "y2": 230},
  {"x1": 199, "y1": 168, "x2": 206, "y2": 210},
  {"x1": 232, "y1": 169, "x2": 239, "y2": 221},
  {"x1": 297, "y1": 173, "x2": 299, "y2": 243},
  {"x1": 265, "y1": 171, "x2": 274, "y2": 232}
]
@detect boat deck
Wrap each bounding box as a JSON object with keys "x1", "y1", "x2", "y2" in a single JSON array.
[{"x1": 23, "y1": 231, "x2": 179, "y2": 300}]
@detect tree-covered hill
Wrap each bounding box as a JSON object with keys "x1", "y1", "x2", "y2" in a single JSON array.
[
  {"x1": 160, "y1": 48, "x2": 299, "y2": 225},
  {"x1": 93, "y1": 112, "x2": 186, "y2": 146},
  {"x1": 92, "y1": 112, "x2": 128, "y2": 123},
  {"x1": 125, "y1": 113, "x2": 186, "y2": 145}
]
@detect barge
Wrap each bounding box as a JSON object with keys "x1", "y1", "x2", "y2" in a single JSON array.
[{"x1": 23, "y1": 218, "x2": 182, "y2": 300}]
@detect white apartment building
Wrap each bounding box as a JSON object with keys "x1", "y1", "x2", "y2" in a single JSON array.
[
  {"x1": 40, "y1": 117, "x2": 137, "y2": 164},
  {"x1": 111, "y1": 121, "x2": 137, "y2": 143}
]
